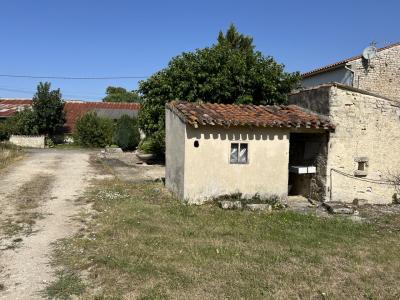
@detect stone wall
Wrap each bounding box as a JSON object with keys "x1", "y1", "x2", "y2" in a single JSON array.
[
  {"x1": 327, "y1": 87, "x2": 400, "y2": 204},
  {"x1": 349, "y1": 45, "x2": 400, "y2": 101},
  {"x1": 9, "y1": 135, "x2": 45, "y2": 148},
  {"x1": 291, "y1": 85, "x2": 400, "y2": 204},
  {"x1": 289, "y1": 85, "x2": 331, "y2": 115}
]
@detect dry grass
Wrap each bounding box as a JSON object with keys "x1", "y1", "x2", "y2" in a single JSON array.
[
  {"x1": 0, "y1": 142, "x2": 23, "y2": 170},
  {"x1": 1, "y1": 175, "x2": 54, "y2": 238},
  {"x1": 47, "y1": 178, "x2": 400, "y2": 299}
]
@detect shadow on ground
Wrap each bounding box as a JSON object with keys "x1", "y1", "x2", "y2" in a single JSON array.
[{"x1": 98, "y1": 151, "x2": 165, "y2": 183}]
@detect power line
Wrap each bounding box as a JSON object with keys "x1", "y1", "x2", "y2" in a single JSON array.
[
  {"x1": 0, "y1": 87, "x2": 104, "y2": 100},
  {"x1": 0, "y1": 74, "x2": 148, "y2": 80}
]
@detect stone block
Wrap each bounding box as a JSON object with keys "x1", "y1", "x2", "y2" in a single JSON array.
[
  {"x1": 353, "y1": 198, "x2": 369, "y2": 206},
  {"x1": 245, "y1": 204, "x2": 272, "y2": 212},
  {"x1": 354, "y1": 170, "x2": 368, "y2": 177},
  {"x1": 219, "y1": 201, "x2": 242, "y2": 210},
  {"x1": 323, "y1": 202, "x2": 354, "y2": 215}
]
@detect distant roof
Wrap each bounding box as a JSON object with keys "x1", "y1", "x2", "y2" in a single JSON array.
[
  {"x1": 166, "y1": 101, "x2": 334, "y2": 130},
  {"x1": 0, "y1": 99, "x2": 140, "y2": 133},
  {"x1": 0, "y1": 99, "x2": 32, "y2": 118},
  {"x1": 64, "y1": 102, "x2": 140, "y2": 132},
  {"x1": 302, "y1": 42, "x2": 400, "y2": 78}
]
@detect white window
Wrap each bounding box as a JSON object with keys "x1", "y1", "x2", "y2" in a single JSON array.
[{"x1": 230, "y1": 143, "x2": 248, "y2": 164}]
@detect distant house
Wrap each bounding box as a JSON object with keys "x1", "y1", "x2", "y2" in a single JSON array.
[
  {"x1": 301, "y1": 42, "x2": 400, "y2": 102},
  {"x1": 0, "y1": 99, "x2": 32, "y2": 120},
  {"x1": 165, "y1": 101, "x2": 334, "y2": 204},
  {"x1": 0, "y1": 99, "x2": 140, "y2": 133},
  {"x1": 63, "y1": 101, "x2": 140, "y2": 133}
]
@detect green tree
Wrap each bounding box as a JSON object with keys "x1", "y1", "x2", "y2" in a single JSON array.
[
  {"x1": 32, "y1": 82, "x2": 65, "y2": 134},
  {"x1": 138, "y1": 24, "x2": 300, "y2": 142},
  {"x1": 6, "y1": 109, "x2": 39, "y2": 136},
  {"x1": 217, "y1": 23, "x2": 254, "y2": 51},
  {"x1": 102, "y1": 86, "x2": 141, "y2": 103},
  {"x1": 114, "y1": 115, "x2": 140, "y2": 151},
  {"x1": 73, "y1": 112, "x2": 114, "y2": 147}
]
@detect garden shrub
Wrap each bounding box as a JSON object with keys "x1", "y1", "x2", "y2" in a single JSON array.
[
  {"x1": 7, "y1": 109, "x2": 39, "y2": 135},
  {"x1": 73, "y1": 112, "x2": 114, "y2": 147},
  {"x1": 114, "y1": 115, "x2": 140, "y2": 151},
  {"x1": 138, "y1": 134, "x2": 165, "y2": 155},
  {"x1": 0, "y1": 122, "x2": 10, "y2": 141}
]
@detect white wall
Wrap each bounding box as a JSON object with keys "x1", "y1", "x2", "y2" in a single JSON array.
[
  {"x1": 165, "y1": 109, "x2": 186, "y2": 199},
  {"x1": 9, "y1": 135, "x2": 45, "y2": 148},
  {"x1": 183, "y1": 126, "x2": 290, "y2": 204},
  {"x1": 302, "y1": 67, "x2": 353, "y2": 88}
]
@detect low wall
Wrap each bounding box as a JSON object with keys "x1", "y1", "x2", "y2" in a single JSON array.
[{"x1": 9, "y1": 135, "x2": 45, "y2": 148}]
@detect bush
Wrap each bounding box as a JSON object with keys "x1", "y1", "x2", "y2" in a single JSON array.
[
  {"x1": 138, "y1": 134, "x2": 165, "y2": 155},
  {"x1": 73, "y1": 112, "x2": 114, "y2": 147},
  {"x1": 114, "y1": 115, "x2": 140, "y2": 151},
  {"x1": 7, "y1": 109, "x2": 39, "y2": 135},
  {"x1": 0, "y1": 122, "x2": 10, "y2": 141}
]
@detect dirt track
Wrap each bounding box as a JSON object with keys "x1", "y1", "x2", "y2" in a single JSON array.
[{"x1": 0, "y1": 149, "x2": 95, "y2": 299}]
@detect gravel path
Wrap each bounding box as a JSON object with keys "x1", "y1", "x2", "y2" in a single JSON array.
[{"x1": 0, "y1": 149, "x2": 96, "y2": 299}]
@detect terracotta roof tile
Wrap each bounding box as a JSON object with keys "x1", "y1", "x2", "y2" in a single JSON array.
[
  {"x1": 0, "y1": 99, "x2": 140, "y2": 133},
  {"x1": 166, "y1": 101, "x2": 334, "y2": 130},
  {"x1": 302, "y1": 42, "x2": 400, "y2": 78},
  {"x1": 0, "y1": 99, "x2": 32, "y2": 118},
  {"x1": 63, "y1": 102, "x2": 140, "y2": 132}
]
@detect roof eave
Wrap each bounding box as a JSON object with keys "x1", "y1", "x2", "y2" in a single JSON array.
[{"x1": 301, "y1": 63, "x2": 347, "y2": 78}]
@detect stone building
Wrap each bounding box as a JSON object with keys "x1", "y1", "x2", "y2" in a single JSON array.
[
  {"x1": 290, "y1": 42, "x2": 400, "y2": 204},
  {"x1": 301, "y1": 43, "x2": 400, "y2": 102},
  {"x1": 165, "y1": 43, "x2": 400, "y2": 205},
  {"x1": 165, "y1": 101, "x2": 334, "y2": 204},
  {"x1": 290, "y1": 83, "x2": 400, "y2": 204}
]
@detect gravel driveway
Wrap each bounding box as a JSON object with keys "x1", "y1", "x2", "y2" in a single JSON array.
[{"x1": 0, "y1": 149, "x2": 96, "y2": 299}]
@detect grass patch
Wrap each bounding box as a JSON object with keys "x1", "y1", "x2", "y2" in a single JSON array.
[
  {"x1": 53, "y1": 143, "x2": 83, "y2": 150},
  {"x1": 45, "y1": 271, "x2": 85, "y2": 300},
  {"x1": 49, "y1": 180, "x2": 400, "y2": 299},
  {"x1": 1, "y1": 175, "x2": 54, "y2": 238},
  {"x1": 0, "y1": 142, "x2": 23, "y2": 170}
]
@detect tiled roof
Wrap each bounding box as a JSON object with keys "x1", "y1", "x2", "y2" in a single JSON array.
[
  {"x1": 0, "y1": 99, "x2": 32, "y2": 118},
  {"x1": 63, "y1": 102, "x2": 140, "y2": 132},
  {"x1": 302, "y1": 42, "x2": 400, "y2": 78},
  {"x1": 166, "y1": 101, "x2": 334, "y2": 130},
  {"x1": 0, "y1": 99, "x2": 140, "y2": 133}
]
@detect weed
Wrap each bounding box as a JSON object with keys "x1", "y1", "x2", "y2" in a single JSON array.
[
  {"x1": 49, "y1": 180, "x2": 400, "y2": 299},
  {"x1": 0, "y1": 142, "x2": 23, "y2": 170},
  {"x1": 45, "y1": 271, "x2": 85, "y2": 299}
]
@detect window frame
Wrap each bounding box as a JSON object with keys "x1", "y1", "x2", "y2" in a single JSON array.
[{"x1": 230, "y1": 142, "x2": 248, "y2": 164}]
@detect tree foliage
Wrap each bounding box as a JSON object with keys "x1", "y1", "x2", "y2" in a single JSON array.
[
  {"x1": 6, "y1": 109, "x2": 39, "y2": 136},
  {"x1": 4, "y1": 82, "x2": 65, "y2": 137},
  {"x1": 32, "y1": 82, "x2": 65, "y2": 134},
  {"x1": 102, "y1": 86, "x2": 141, "y2": 103},
  {"x1": 0, "y1": 122, "x2": 11, "y2": 141},
  {"x1": 73, "y1": 112, "x2": 114, "y2": 147},
  {"x1": 138, "y1": 24, "x2": 300, "y2": 140},
  {"x1": 114, "y1": 115, "x2": 140, "y2": 151}
]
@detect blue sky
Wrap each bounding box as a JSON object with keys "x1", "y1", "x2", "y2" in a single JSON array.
[{"x1": 0, "y1": 0, "x2": 398, "y2": 101}]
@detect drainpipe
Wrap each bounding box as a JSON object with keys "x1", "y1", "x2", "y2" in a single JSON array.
[{"x1": 344, "y1": 65, "x2": 356, "y2": 87}]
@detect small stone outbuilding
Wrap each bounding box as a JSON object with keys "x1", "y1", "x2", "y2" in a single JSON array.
[
  {"x1": 290, "y1": 83, "x2": 400, "y2": 204},
  {"x1": 165, "y1": 101, "x2": 334, "y2": 204},
  {"x1": 294, "y1": 42, "x2": 400, "y2": 204}
]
